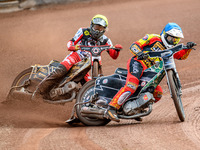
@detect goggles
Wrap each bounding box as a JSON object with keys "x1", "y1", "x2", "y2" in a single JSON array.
[
  {"x1": 166, "y1": 34, "x2": 181, "y2": 45},
  {"x1": 92, "y1": 24, "x2": 105, "y2": 33}
]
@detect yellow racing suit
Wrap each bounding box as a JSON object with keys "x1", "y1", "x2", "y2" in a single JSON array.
[{"x1": 109, "y1": 34, "x2": 191, "y2": 109}]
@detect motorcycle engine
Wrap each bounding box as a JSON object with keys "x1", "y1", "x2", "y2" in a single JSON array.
[{"x1": 123, "y1": 92, "x2": 155, "y2": 116}]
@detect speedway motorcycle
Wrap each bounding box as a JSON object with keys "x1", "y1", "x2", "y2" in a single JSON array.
[
  {"x1": 67, "y1": 43, "x2": 195, "y2": 126},
  {"x1": 6, "y1": 45, "x2": 121, "y2": 104}
]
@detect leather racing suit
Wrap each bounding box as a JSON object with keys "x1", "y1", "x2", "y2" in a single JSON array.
[{"x1": 61, "y1": 27, "x2": 120, "y2": 81}]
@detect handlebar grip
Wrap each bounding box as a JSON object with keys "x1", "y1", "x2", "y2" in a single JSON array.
[
  {"x1": 114, "y1": 48, "x2": 121, "y2": 52},
  {"x1": 137, "y1": 53, "x2": 149, "y2": 60},
  {"x1": 75, "y1": 45, "x2": 80, "y2": 51},
  {"x1": 183, "y1": 45, "x2": 196, "y2": 50},
  {"x1": 111, "y1": 47, "x2": 122, "y2": 51},
  {"x1": 192, "y1": 47, "x2": 196, "y2": 50}
]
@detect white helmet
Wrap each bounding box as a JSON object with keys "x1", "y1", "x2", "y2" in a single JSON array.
[{"x1": 161, "y1": 23, "x2": 184, "y2": 48}]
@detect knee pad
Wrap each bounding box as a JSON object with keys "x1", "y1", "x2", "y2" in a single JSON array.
[
  {"x1": 153, "y1": 85, "x2": 163, "y2": 102},
  {"x1": 109, "y1": 87, "x2": 132, "y2": 109},
  {"x1": 84, "y1": 73, "x2": 91, "y2": 82},
  {"x1": 109, "y1": 81, "x2": 139, "y2": 109}
]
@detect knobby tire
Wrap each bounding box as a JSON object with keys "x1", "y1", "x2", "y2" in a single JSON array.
[
  {"x1": 11, "y1": 67, "x2": 32, "y2": 88},
  {"x1": 6, "y1": 67, "x2": 33, "y2": 101},
  {"x1": 167, "y1": 70, "x2": 185, "y2": 122},
  {"x1": 92, "y1": 61, "x2": 99, "y2": 78}
]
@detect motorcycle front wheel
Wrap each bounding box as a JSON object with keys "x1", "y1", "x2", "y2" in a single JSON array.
[
  {"x1": 76, "y1": 80, "x2": 110, "y2": 126},
  {"x1": 92, "y1": 61, "x2": 99, "y2": 78},
  {"x1": 167, "y1": 70, "x2": 185, "y2": 122}
]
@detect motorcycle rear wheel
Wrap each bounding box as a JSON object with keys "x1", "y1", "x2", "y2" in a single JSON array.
[
  {"x1": 76, "y1": 80, "x2": 110, "y2": 126},
  {"x1": 11, "y1": 67, "x2": 32, "y2": 88},
  {"x1": 7, "y1": 67, "x2": 32, "y2": 100},
  {"x1": 167, "y1": 70, "x2": 185, "y2": 122}
]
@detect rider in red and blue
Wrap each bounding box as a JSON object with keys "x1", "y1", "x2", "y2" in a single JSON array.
[
  {"x1": 106, "y1": 22, "x2": 196, "y2": 122},
  {"x1": 32, "y1": 14, "x2": 122, "y2": 99}
]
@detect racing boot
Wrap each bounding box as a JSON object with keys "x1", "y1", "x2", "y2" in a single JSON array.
[
  {"x1": 32, "y1": 64, "x2": 68, "y2": 100},
  {"x1": 105, "y1": 106, "x2": 120, "y2": 122}
]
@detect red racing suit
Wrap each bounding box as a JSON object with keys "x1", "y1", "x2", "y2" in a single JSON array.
[
  {"x1": 60, "y1": 27, "x2": 120, "y2": 82},
  {"x1": 109, "y1": 34, "x2": 192, "y2": 109}
]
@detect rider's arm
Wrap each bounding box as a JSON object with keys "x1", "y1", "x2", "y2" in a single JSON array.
[
  {"x1": 130, "y1": 34, "x2": 150, "y2": 57},
  {"x1": 130, "y1": 34, "x2": 163, "y2": 57},
  {"x1": 106, "y1": 38, "x2": 120, "y2": 59},
  {"x1": 173, "y1": 49, "x2": 192, "y2": 60},
  {"x1": 67, "y1": 28, "x2": 83, "y2": 51},
  {"x1": 129, "y1": 35, "x2": 148, "y2": 56},
  {"x1": 174, "y1": 42, "x2": 196, "y2": 60}
]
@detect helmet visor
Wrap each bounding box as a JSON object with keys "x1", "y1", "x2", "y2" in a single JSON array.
[
  {"x1": 166, "y1": 35, "x2": 181, "y2": 45},
  {"x1": 92, "y1": 18, "x2": 107, "y2": 28}
]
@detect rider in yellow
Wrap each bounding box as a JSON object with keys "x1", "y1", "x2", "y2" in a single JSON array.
[{"x1": 106, "y1": 22, "x2": 196, "y2": 122}]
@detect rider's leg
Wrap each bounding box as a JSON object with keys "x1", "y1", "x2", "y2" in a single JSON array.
[
  {"x1": 106, "y1": 58, "x2": 145, "y2": 122},
  {"x1": 153, "y1": 85, "x2": 163, "y2": 102},
  {"x1": 33, "y1": 64, "x2": 68, "y2": 99},
  {"x1": 84, "y1": 72, "x2": 92, "y2": 82},
  {"x1": 32, "y1": 52, "x2": 81, "y2": 99}
]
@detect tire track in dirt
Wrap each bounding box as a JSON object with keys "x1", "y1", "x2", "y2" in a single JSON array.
[
  {"x1": 68, "y1": 127, "x2": 103, "y2": 150},
  {"x1": 19, "y1": 128, "x2": 56, "y2": 150},
  {"x1": 122, "y1": 84, "x2": 200, "y2": 149},
  {"x1": 3, "y1": 97, "x2": 110, "y2": 149},
  {"x1": 180, "y1": 85, "x2": 200, "y2": 149}
]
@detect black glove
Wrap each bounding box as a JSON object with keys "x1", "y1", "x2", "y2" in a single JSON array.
[
  {"x1": 186, "y1": 42, "x2": 197, "y2": 49},
  {"x1": 137, "y1": 52, "x2": 147, "y2": 60}
]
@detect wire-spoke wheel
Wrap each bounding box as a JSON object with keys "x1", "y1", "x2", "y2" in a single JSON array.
[{"x1": 167, "y1": 70, "x2": 185, "y2": 122}]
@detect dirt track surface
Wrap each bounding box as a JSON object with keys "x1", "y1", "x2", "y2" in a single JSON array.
[{"x1": 0, "y1": 0, "x2": 200, "y2": 149}]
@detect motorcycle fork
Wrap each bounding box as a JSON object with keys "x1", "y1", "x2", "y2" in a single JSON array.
[{"x1": 166, "y1": 69, "x2": 182, "y2": 98}]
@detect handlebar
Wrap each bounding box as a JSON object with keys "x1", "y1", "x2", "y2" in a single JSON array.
[
  {"x1": 78, "y1": 45, "x2": 122, "y2": 50},
  {"x1": 77, "y1": 45, "x2": 122, "y2": 56},
  {"x1": 137, "y1": 43, "x2": 197, "y2": 60}
]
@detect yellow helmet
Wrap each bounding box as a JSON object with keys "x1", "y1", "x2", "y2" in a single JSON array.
[
  {"x1": 90, "y1": 14, "x2": 108, "y2": 39},
  {"x1": 91, "y1": 14, "x2": 108, "y2": 28}
]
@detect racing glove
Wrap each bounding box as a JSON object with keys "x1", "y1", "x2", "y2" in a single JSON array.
[
  {"x1": 186, "y1": 42, "x2": 197, "y2": 49},
  {"x1": 114, "y1": 44, "x2": 123, "y2": 51},
  {"x1": 68, "y1": 45, "x2": 80, "y2": 51},
  {"x1": 68, "y1": 46, "x2": 76, "y2": 51}
]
